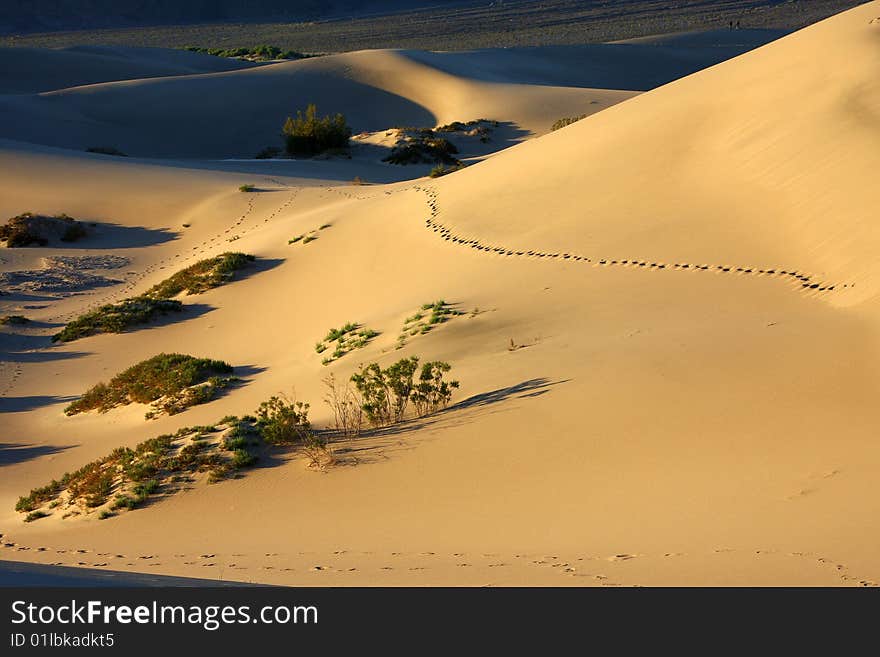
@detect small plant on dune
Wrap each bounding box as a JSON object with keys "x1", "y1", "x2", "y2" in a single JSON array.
[
  {"x1": 323, "y1": 373, "x2": 364, "y2": 439},
  {"x1": 239, "y1": 184, "x2": 256, "y2": 192},
  {"x1": 255, "y1": 395, "x2": 312, "y2": 445},
  {"x1": 52, "y1": 297, "x2": 182, "y2": 342},
  {"x1": 316, "y1": 322, "x2": 379, "y2": 364},
  {"x1": 397, "y1": 300, "x2": 463, "y2": 348},
  {"x1": 351, "y1": 356, "x2": 458, "y2": 427},
  {"x1": 64, "y1": 353, "x2": 236, "y2": 418},
  {"x1": 25, "y1": 511, "x2": 49, "y2": 523},
  {"x1": 351, "y1": 176, "x2": 365, "y2": 185},
  {"x1": 1, "y1": 315, "x2": 29, "y2": 325},
  {"x1": 384, "y1": 134, "x2": 460, "y2": 166},
  {"x1": 282, "y1": 104, "x2": 351, "y2": 157},
  {"x1": 143, "y1": 252, "x2": 254, "y2": 299},
  {"x1": 551, "y1": 114, "x2": 588, "y2": 131},
  {"x1": 302, "y1": 433, "x2": 336, "y2": 471},
  {"x1": 411, "y1": 361, "x2": 460, "y2": 416},
  {"x1": 429, "y1": 163, "x2": 465, "y2": 178}
]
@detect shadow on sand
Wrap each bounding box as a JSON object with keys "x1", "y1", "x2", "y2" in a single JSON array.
[{"x1": 0, "y1": 441, "x2": 76, "y2": 466}]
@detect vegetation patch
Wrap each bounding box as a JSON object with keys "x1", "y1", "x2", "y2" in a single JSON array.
[
  {"x1": 315, "y1": 322, "x2": 379, "y2": 365},
  {"x1": 239, "y1": 184, "x2": 256, "y2": 192},
  {"x1": 143, "y1": 252, "x2": 254, "y2": 299},
  {"x1": 52, "y1": 253, "x2": 254, "y2": 343},
  {"x1": 551, "y1": 114, "x2": 588, "y2": 131},
  {"x1": 351, "y1": 356, "x2": 459, "y2": 427},
  {"x1": 17, "y1": 354, "x2": 461, "y2": 522},
  {"x1": 384, "y1": 130, "x2": 460, "y2": 165},
  {"x1": 184, "y1": 45, "x2": 316, "y2": 61},
  {"x1": 63, "y1": 353, "x2": 237, "y2": 419},
  {"x1": 0, "y1": 212, "x2": 88, "y2": 247},
  {"x1": 15, "y1": 420, "x2": 262, "y2": 523},
  {"x1": 396, "y1": 300, "x2": 463, "y2": 349},
  {"x1": 282, "y1": 104, "x2": 351, "y2": 157},
  {"x1": 53, "y1": 298, "x2": 182, "y2": 343},
  {"x1": 288, "y1": 227, "x2": 325, "y2": 245},
  {"x1": 429, "y1": 163, "x2": 465, "y2": 178}
]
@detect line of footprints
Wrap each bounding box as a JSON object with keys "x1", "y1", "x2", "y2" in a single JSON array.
[
  {"x1": 0, "y1": 537, "x2": 874, "y2": 586},
  {"x1": 417, "y1": 186, "x2": 844, "y2": 294}
]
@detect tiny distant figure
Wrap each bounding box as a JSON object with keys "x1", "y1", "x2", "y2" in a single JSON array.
[
  {"x1": 728, "y1": 20, "x2": 733, "y2": 30},
  {"x1": 736, "y1": 20, "x2": 741, "y2": 30}
]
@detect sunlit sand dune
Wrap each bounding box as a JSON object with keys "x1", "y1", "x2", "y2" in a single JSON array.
[{"x1": 1, "y1": 3, "x2": 879, "y2": 586}]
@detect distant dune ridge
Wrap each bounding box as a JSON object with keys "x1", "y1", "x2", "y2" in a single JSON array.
[{"x1": 1, "y1": 3, "x2": 879, "y2": 586}]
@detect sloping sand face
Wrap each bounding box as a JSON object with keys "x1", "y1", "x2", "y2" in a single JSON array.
[{"x1": 1, "y1": 4, "x2": 879, "y2": 586}]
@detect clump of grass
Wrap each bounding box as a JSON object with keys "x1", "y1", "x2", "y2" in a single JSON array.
[
  {"x1": 0, "y1": 212, "x2": 89, "y2": 247},
  {"x1": 551, "y1": 114, "x2": 588, "y2": 131},
  {"x1": 53, "y1": 297, "x2": 182, "y2": 343},
  {"x1": 239, "y1": 184, "x2": 256, "y2": 192},
  {"x1": 25, "y1": 510, "x2": 49, "y2": 522},
  {"x1": 143, "y1": 252, "x2": 254, "y2": 299},
  {"x1": 316, "y1": 322, "x2": 379, "y2": 365},
  {"x1": 397, "y1": 300, "x2": 463, "y2": 348},
  {"x1": 1, "y1": 315, "x2": 29, "y2": 325},
  {"x1": 64, "y1": 353, "x2": 236, "y2": 418}
]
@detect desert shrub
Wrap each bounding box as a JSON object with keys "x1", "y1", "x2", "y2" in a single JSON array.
[
  {"x1": 351, "y1": 357, "x2": 419, "y2": 426},
  {"x1": 231, "y1": 448, "x2": 256, "y2": 468},
  {"x1": 64, "y1": 353, "x2": 235, "y2": 416},
  {"x1": 412, "y1": 361, "x2": 460, "y2": 416},
  {"x1": 143, "y1": 252, "x2": 254, "y2": 298},
  {"x1": 16, "y1": 480, "x2": 66, "y2": 513},
  {"x1": 0, "y1": 212, "x2": 88, "y2": 247},
  {"x1": 239, "y1": 184, "x2": 256, "y2": 192},
  {"x1": 86, "y1": 146, "x2": 127, "y2": 156},
  {"x1": 384, "y1": 137, "x2": 459, "y2": 165},
  {"x1": 351, "y1": 356, "x2": 458, "y2": 426},
  {"x1": 323, "y1": 373, "x2": 364, "y2": 438},
  {"x1": 1, "y1": 315, "x2": 29, "y2": 325},
  {"x1": 551, "y1": 114, "x2": 588, "y2": 131},
  {"x1": 429, "y1": 163, "x2": 465, "y2": 178},
  {"x1": 25, "y1": 511, "x2": 49, "y2": 522},
  {"x1": 184, "y1": 45, "x2": 312, "y2": 61},
  {"x1": 282, "y1": 104, "x2": 351, "y2": 157},
  {"x1": 53, "y1": 297, "x2": 182, "y2": 342},
  {"x1": 256, "y1": 395, "x2": 312, "y2": 445},
  {"x1": 302, "y1": 434, "x2": 335, "y2": 471}
]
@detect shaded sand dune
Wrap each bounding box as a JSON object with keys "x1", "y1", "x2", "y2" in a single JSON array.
[
  {"x1": 1, "y1": 4, "x2": 880, "y2": 586},
  {"x1": 0, "y1": 35, "x2": 780, "y2": 159},
  {"x1": 0, "y1": 45, "x2": 259, "y2": 94},
  {"x1": 0, "y1": 47, "x2": 637, "y2": 158}
]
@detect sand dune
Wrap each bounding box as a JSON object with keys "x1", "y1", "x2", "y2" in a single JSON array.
[
  {"x1": 0, "y1": 36, "x2": 776, "y2": 159},
  {"x1": 1, "y1": 3, "x2": 879, "y2": 586},
  {"x1": 0, "y1": 45, "x2": 258, "y2": 94}
]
